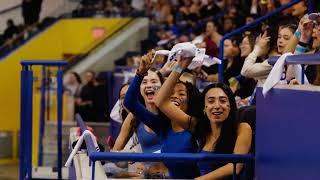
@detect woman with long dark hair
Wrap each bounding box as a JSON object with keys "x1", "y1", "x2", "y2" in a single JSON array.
[
  {"x1": 124, "y1": 50, "x2": 202, "y2": 179},
  {"x1": 195, "y1": 83, "x2": 251, "y2": 179},
  {"x1": 154, "y1": 52, "x2": 252, "y2": 179}
]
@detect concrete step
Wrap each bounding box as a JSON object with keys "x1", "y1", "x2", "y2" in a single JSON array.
[{"x1": 33, "y1": 166, "x2": 69, "y2": 179}]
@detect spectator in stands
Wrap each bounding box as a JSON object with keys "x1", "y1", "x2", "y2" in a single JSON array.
[
  {"x1": 117, "y1": 58, "x2": 163, "y2": 154},
  {"x1": 22, "y1": 0, "x2": 43, "y2": 25},
  {"x1": 195, "y1": 83, "x2": 252, "y2": 179},
  {"x1": 150, "y1": 49, "x2": 252, "y2": 179},
  {"x1": 92, "y1": 73, "x2": 109, "y2": 122},
  {"x1": 125, "y1": 51, "x2": 202, "y2": 179},
  {"x1": 114, "y1": 58, "x2": 168, "y2": 178},
  {"x1": 241, "y1": 23, "x2": 296, "y2": 86},
  {"x1": 233, "y1": 34, "x2": 257, "y2": 100},
  {"x1": 284, "y1": 14, "x2": 318, "y2": 84},
  {"x1": 199, "y1": 0, "x2": 221, "y2": 19},
  {"x1": 203, "y1": 21, "x2": 222, "y2": 57},
  {"x1": 199, "y1": 38, "x2": 241, "y2": 84},
  {"x1": 291, "y1": 1, "x2": 307, "y2": 19},
  {"x1": 76, "y1": 70, "x2": 97, "y2": 122},
  {"x1": 111, "y1": 83, "x2": 131, "y2": 145},
  {"x1": 3, "y1": 19, "x2": 19, "y2": 40},
  {"x1": 64, "y1": 72, "x2": 82, "y2": 97},
  {"x1": 223, "y1": 16, "x2": 236, "y2": 34}
]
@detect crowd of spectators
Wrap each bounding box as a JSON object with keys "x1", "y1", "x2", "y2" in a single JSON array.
[
  {"x1": 0, "y1": 0, "x2": 57, "y2": 58},
  {"x1": 58, "y1": 0, "x2": 320, "y2": 179},
  {"x1": 67, "y1": 0, "x2": 320, "y2": 178}
]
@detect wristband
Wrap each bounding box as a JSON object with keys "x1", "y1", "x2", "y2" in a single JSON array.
[
  {"x1": 294, "y1": 30, "x2": 301, "y2": 39},
  {"x1": 136, "y1": 69, "x2": 148, "y2": 77},
  {"x1": 298, "y1": 41, "x2": 308, "y2": 47},
  {"x1": 295, "y1": 44, "x2": 307, "y2": 53},
  {"x1": 172, "y1": 64, "x2": 184, "y2": 74}
]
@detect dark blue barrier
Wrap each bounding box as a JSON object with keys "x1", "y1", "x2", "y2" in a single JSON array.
[
  {"x1": 218, "y1": 0, "x2": 307, "y2": 82},
  {"x1": 20, "y1": 60, "x2": 67, "y2": 180},
  {"x1": 74, "y1": 114, "x2": 254, "y2": 180},
  {"x1": 90, "y1": 152, "x2": 253, "y2": 163},
  {"x1": 268, "y1": 53, "x2": 320, "y2": 65},
  {"x1": 268, "y1": 53, "x2": 320, "y2": 84},
  {"x1": 256, "y1": 86, "x2": 320, "y2": 180}
]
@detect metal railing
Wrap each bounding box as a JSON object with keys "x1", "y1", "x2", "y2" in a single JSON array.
[
  {"x1": 218, "y1": 0, "x2": 312, "y2": 82},
  {"x1": 20, "y1": 60, "x2": 67, "y2": 180},
  {"x1": 75, "y1": 114, "x2": 254, "y2": 180},
  {"x1": 268, "y1": 53, "x2": 320, "y2": 84}
]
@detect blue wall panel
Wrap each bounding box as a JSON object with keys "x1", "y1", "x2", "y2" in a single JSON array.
[{"x1": 256, "y1": 87, "x2": 320, "y2": 180}]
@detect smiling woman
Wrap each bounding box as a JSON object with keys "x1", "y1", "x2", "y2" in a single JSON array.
[
  {"x1": 194, "y1": 83, "x2": 252, "y2": 180},
  {"x1": 124, "y1": 50, "x2": 203, "y2": 179}
]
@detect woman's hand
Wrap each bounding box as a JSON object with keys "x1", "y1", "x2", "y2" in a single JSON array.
[
  {"x1": 254, "y1": 32, "x2": 270, "y2": 57},
  {"x1": 298, "y1": 14, "x2": 314, "y2": 43},
  {"x1": 137, "y1": 50, "x2": 155, "y2": 76},
  {"x1": 256, "y1": 32, "x2": 270, "y2": 49},
  {"x1": 177, "y1": 56, "x2": 193, "y2": 69},
  {"x1": 159, "y1": 60, "x2": 176, "y2": 76}
]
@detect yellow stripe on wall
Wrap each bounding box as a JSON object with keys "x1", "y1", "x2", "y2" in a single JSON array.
[{"x1": 0, "y1": 18, "x2": 131, "y2": 165}]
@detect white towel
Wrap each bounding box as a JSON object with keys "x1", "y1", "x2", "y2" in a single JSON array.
[
  {"x1": 152, "y1": 42, "x2": 221, "y2": 69},
  {"x1": 110, "y1": 100, "x2": 122, "y2": 124},
  {"x1": 262, "y1": 53, "x2": 309, "y2": 96}
]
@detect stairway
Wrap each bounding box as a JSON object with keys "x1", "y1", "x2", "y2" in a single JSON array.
[{"x1": 41, "y1": 121, "x2": 111, "y2": 167}]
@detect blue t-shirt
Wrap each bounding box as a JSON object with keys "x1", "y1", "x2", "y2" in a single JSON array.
[
  {"x1": 162, "y1": 129, "x2": 199, "y2": 179},
  {"x1": 136, "y1": 122, "x2": 161, "y2": 153},
  {"x1": 124, "y1": 75, "x2": 199, "y2": 179}
]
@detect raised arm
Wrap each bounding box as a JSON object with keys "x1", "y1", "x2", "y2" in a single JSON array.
[
  {"x1": 112, "y1": 113, "x2": 136, "y2": 151},
  {"x1": 124, "y1": 51, "x2": 164, "y2": 135},
  {"x1": 284, "y1": 15, "x2": 311, "y2": 54},
  {"x1": 195, "y1": 122, "x2": 252, "y2": 180},
  {"x1": 155, "y1": 57, "x2": 197, "y2": 131},
  {"x1": 241, "y1": 33, "x2": 273, "y2": 78},
  {"x1": 286, "y1": 15, "x2": 313, "y2": 81}
]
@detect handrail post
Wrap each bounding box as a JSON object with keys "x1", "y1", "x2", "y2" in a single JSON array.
[
  {"x1": 91, "y1": 160, "x2": 96, "y2": 180},
  {"x1": 218, "y1": 0, "x2": 304, "y2": 82},
  {"x1": 57, "y1": 67, "x2": 64, "y2": 179},
  {"x1": 19, "y1": 60, "x2": 67, "y2": 180},
  {"x1": 307, "y1": 0, "x2": 314, "y2": 14},
  {"x1": 20, "y1": 65, "x2": 28, "y2": 180},
  {"x1": 38, "y1": 66, "x2": 46, "y2": 166},
  {"x1": 26, "y1": 67, "x2": 33, "y2": 180}
]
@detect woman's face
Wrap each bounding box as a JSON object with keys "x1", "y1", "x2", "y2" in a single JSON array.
[
  {"x1": 291, "y1": 2, "x2": 306, "y2": 17},
  {"x1": 240, "y1": 36, "x2": 252, "y2": 57},
  {"x1": 119, "y1": 85, "x2": 129, "y2": 103},
  {"x1": 65, "y1": 73, "x2": 77, "y2": 84},
  {"x1": 119, "y1": 84, "x2": 129, "y2": 110},
  {"x1": 140, "y1": 71, "x2": 162, "y2": 104},
  {"x1": 277, "y1": 27, "x2": 293, "y2": 54},
  {"x1": 170, "y1": 83, "x2": 188, "y2": 113},
  {"x1": 204, "y1": 88, "x2": 230, "y2": 123},
  {"x1": 224, "y1": 39, "x2": 234, "y2": 58},
  {"x1": 206, "y1": 22, "x2": 215, "y2": 36},
  {"x1": 312, "y1": 27, "x2": 320, "y2": 49}
]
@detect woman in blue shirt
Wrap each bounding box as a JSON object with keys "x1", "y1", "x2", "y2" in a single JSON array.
[
  {"x1": 154, "y1": 53, "x2": 252, "y2": 179},
  {"x1": 124, "y1": 50, "x2": 202, "y2": 179}
]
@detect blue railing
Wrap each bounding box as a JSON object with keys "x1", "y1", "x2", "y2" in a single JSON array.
[
  {"x1": 268, "y1": 53, "x2": 320, "y2": 84},
  {"x1": 20, "y1": 60, "x2": 67, "y2": 180},
  {"x1": 74, "y1": 114, "x2": 254, "y2": 180},
  {"x1": 218, "y1": 0, "x2": 311, "y2": 82}
]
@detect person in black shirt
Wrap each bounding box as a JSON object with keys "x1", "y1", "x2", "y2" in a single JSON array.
[
  {"x1": 3, "y1": 19, "x2": 19, "y2": 40},
  {"x1": 76, "y1": 71, "x2": 96, "y2": 122},
  {"x1": 199, "y1": 0, "x2": 221, "y2": 19}
]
